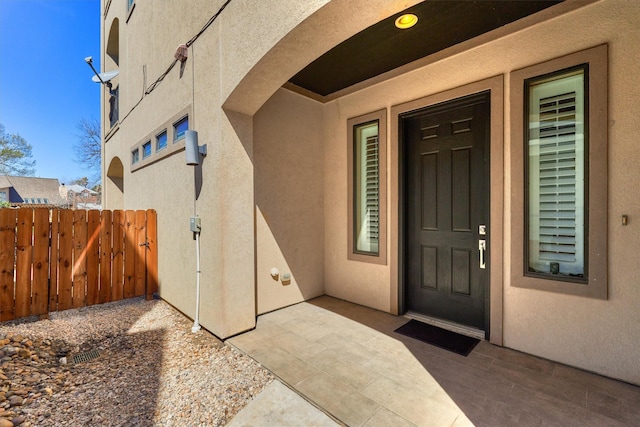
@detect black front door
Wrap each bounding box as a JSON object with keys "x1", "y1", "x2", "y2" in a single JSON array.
[{"x1": 403, "y1": 92, "x2": 490, "y2": 330}]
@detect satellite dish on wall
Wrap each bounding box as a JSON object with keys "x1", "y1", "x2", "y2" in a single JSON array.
[{"x1": 92, "y1": 70, "x2": 119, "y2": 83}]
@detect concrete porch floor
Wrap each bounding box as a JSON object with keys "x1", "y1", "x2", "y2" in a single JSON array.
[{"x1": 228, "y1": 296, "x2": 640, "y2": 426}]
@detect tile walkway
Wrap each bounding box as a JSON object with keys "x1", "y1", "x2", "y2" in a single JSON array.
[{"x1": 228, "y1": 296, "x2": 640, "y2": 427}]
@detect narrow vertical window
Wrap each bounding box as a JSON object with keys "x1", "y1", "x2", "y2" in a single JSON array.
[
  {"x1": 354, "y1": 121, "x2": 380, "y2": 255},
  {"x1": 348, "y1": 109, "x2": 386, "y2": 264},
  {"x1": 131, "y1": 148, "x2": 140, "y2": 165},
  {"x1": 526, "y1": 66, "x2": 587, "y2": 281}
]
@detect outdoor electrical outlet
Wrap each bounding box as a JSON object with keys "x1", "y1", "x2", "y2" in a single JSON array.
[
  {"x1": 281, "y1": 273, "x2": 291, "y2": 286},
  {"x1": 190, "y1": 217, "x2": 202, "y2": 233}
]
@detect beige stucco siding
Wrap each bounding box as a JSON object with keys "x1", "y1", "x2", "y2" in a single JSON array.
[
  {"x1": 102, "y1": 0, "x2": 258, "y2": 338},
  {"x1": 321, "y1": 0, "x2": 640, "y2": 384},
  {"x1": 101, "y1": 0, "x2": 640, "y2": 385},
  {"x1": 254, "y1": 89, "x2": 325, "y2": 314}
]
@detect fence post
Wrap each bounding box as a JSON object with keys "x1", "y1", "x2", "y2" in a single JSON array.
[
  {"x1": 100, "y1": 210, "x2": 112, "y2": 303},
  {"x1": 124, "y1": 210, "x2": 136, "y2": 299},
  {"x1": 72, "y1": 210, "x2": 88, "y2": 308},
  {"x1": 15, "y1": 209, "x2": 33, "y2": 319},
  {"x1": 49, "y1": 209, "x2": 60, "y2": 313},
  {"x1": 57, "y1": 210, "x2": 73, "y2": 311},
  {"x1": 146, "y1": 209, "x2": 158, "y2": 300},
  {"x1": 134, "y1": 210, "x2": 146, "y2": 297},
  {"x1": 112, "y1": 210, "x2": 125, "y2": 301},
  {"x1": 0, "y1": 209, "x2": 17, "y2": 321},
  {"x1": 32, "y1": 209, "x2": 50, "y2": 316}
]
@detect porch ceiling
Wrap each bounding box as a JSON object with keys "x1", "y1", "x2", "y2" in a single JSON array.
[{"x1": 288, "y1": 0, "x2": 563, "y2": 97}]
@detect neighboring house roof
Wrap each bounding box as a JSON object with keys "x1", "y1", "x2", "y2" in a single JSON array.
[
  {"x1": 76, "y1": 202, "x2": 102, "y2": 210},
  {"x1": 1, "y1": 175, "x2": 65, "y2": 206},
  {"x1": 64, "y1": 184, "x2": 98, "y2": 195},
  {"x1": 0, "y1": 176, "x2": 11, "y2": 189}
]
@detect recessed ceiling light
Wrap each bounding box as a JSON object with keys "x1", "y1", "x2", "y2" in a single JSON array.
[{"x1": 395, "y1": 13, "x2": 418, "y2": 30}]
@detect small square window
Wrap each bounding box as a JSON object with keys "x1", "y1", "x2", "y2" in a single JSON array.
[
  {"x1": 43, "y1": 198, "x2": 48, "y2": 204},
  {"x1": 156, "y1": 131, "x2": 168, "y2": 152},
  {"x1": 132, "y1": 148, "x2": 140, "y2": 164},
  {"x1": 173, "y1": 116, "x2": 189, "y2": 142},
  {"x1": 142, "y1": 141, "x2": 152, "y2": 158}
]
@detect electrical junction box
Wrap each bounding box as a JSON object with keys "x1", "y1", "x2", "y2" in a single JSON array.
[{"x1": 190, "y1": 217, "x2": 202, "y2": 233}]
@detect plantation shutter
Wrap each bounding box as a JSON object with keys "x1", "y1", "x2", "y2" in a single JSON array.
[
  {"x1": 364, "y1": 135, "x2": 379, "y2": 242},
  {"x1": 527, "y1": 69, "x2": 585, "y2": 276},
  {"x1": 354, "y1": 121, "x2": 380, "y2": 254},
  {"x1": 538, "y1": 92, "x2": 578, "y2": 263}
]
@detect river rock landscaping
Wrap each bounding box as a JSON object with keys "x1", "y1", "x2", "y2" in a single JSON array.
[{"x1": 0, "y1": 297, "x2": 273, "y2": 426}]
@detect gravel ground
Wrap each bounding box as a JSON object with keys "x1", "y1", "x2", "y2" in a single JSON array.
[{"x1": 0, "y1": 297, "x2": 273, "y2": 426}]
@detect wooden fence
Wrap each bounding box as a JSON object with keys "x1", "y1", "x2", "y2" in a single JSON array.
[{"x1": 0, "y1": 208, "x2": 158, "y2": 322}]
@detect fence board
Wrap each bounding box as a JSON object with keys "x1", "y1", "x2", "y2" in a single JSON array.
[
  {"x1": 72, "y1": 210, "x2": 87, "y2": 308},
  {"x1": 124, "y1": 210, "x2": 136, "y2": 299},
  {"x1": 99, "y1": 211, "x2": 112, "y2": 303},
  {"x1": 112, "y1": 210, "x2": 124, "y2": 301},
  {"x1": 1, "y1": 208, "x2": 156, "y2": 322},
  {"x1": 86, "y1": 210, "x2": 101, "y2": 306},
  {"x1": 49, "y1": 210, "x2": 59, "y2": 312},
  {"x1": 0, "y1": 209, "x2": 17, "y2": 321},
  {"x1": 146, "y1": 209, "x2": 158, "y2": 300},
  {"x1": 135, "y1": 210, "x2": 146, "y2": 297},
  {"x1": 15, "y1": 209, "x2": 32, "y2": 318},
  {"x1": 32, "y1": 209, "x2": 49, "y2": 316},
  {"x1": 58, "y1": 210, "x2": 73, "y2": 311}
]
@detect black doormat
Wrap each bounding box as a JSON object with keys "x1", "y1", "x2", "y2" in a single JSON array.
[{"x1": 394, "y1": 320, "x2": 480, "y2": 356}]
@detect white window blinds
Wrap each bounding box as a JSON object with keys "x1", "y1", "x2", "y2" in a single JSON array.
[
  {"x1": 354, "y1": 121, "x2": 380, "y2": 254},
  {"x1": 527, "y1": 69, "x2": 586, "y2": 277}
]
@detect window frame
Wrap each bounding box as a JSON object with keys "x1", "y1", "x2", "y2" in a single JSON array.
[
  {"x1": 173, "y1": 116, "x2": 189, "y2": 142},
  {"x1": 156, "y1": 130, "x2": 168, "y2": 152},
  {"x1": 510, "y1": 44, "x2": 607, "y2": 299},
  {"x1": 130, "y1": 105, "x2": 192, "y2": 172},
  {"x1": 347, "y1": 109, "x2": 387, "y2": 265},
  {"x1": 524, "y1": 65, "x2": 588, "y2": 283},
  {"x1": 142, "y1": 141, "x2": 152, "y2": 159},
  {"x1": 126, "y1": 0, "x2": 136, "y2": 23},
  {"x1": 131, "y1": 148, "x2": 140, "y2": 165}
]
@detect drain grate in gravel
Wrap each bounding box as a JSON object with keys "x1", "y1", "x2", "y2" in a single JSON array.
[{"x1": 72, "y1": 349, "x2": 101, "y2": 364}]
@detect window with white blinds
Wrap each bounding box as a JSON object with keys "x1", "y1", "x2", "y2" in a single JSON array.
[
  {"x1": 527, "y1": 68, "x2": 586, "y2": 278},
  {"x1": 354, "y1": 121, "x2": 380, "y2": 254}
]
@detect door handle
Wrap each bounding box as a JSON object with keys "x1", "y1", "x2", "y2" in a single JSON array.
[{"x1": 479, "y1": 240, "x2": 486, "y2": 269}]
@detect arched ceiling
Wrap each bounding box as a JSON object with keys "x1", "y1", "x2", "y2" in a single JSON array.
[{"x1": 289, "y1": 0, "x2": 563, "y2": 97}]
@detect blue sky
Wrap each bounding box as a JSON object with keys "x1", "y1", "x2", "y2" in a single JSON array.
[{"x1": 0, "y1": 0, "x2": 100, "y2": 184}]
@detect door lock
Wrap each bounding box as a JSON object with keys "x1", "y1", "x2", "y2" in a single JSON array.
[{"x1": 479, "y1": 240, "x2": 486, "y2": 269}]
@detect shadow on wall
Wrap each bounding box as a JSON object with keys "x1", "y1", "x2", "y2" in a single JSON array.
[
  {"x1": 224, "y1": 89, "x2": 326, "y2": 312},
  {"x1": 252, "y1": 89, "x2": 325, "y2": 312}
]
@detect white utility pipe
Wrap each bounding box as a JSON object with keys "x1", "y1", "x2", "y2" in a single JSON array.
[{"x1": 191, "y1": 231, "x2": 202, "y2": 333}]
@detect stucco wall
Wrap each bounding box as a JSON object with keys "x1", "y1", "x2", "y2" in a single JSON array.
[
  {"x1": 254, "y1": 89, "x2": 325, "y2": 314},
  {"x1": 101, "y1": 0, "x2": 258, "y2": 338},
  {"x1": 321, "y1": 0, "x2": 640, "y2": 384},
  {"x1": 101, "y1": 0, "x2": 640, "y2": 383}
]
